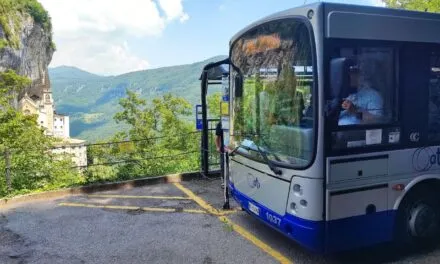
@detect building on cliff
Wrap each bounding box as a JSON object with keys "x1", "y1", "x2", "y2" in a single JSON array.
[
  {"x1": 17, "y1": 78, "x2": 87, "y2": 168},
  {"x1": 0, "y1": 0, "x2": 87, "y2": 168}
]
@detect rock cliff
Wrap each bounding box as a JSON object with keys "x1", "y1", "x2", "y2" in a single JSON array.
[{"x1": 0, "y1": 0, "x2": 54, "y2": 100}]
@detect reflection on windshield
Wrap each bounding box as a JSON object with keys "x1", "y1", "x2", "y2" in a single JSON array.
[{"x1": 230, "y1": 19, "x2": 314, "y2": 167}]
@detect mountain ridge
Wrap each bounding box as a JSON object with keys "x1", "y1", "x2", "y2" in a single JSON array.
[{"x1": 49, "y1": 55, "x2": 227, "y2": 142}]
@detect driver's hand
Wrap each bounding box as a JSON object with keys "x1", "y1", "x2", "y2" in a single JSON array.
[{"x1": 342, "y1": 99, "x2": 356, "y2": 113}]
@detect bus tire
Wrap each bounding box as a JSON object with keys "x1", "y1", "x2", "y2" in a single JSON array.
[{"x1": 394, "y1": 183, "x2": 440, "y2": 249}]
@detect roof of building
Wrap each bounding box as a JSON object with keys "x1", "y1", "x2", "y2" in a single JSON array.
[
  {"x1": 19, "y1": 93, "x2": 38, "y2": 108},
  {"x1": 53, "y1": 137, "x2": 87, "y2": 147}
]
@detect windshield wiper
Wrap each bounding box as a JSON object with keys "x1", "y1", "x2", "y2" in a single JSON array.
[
  {"x1": 228, "y1": 144, "x2": 248, "y2": 157},
  {"x1": 255, "y1": 136, "x2": 282, "y2": 162},
  {"x1": 229, "y1": 139, "x2": 282, "y2": 175},
  {"x1": 254, "y1": 144, "x2": 282, "y2": 176}
]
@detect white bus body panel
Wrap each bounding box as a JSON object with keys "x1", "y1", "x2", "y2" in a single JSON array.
[{"x1": 230, "y1": 160, "x2": 290, "y2": 215}]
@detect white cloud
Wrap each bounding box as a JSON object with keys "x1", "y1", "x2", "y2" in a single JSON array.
[
  {"x1": 158, "y1": 0, "x2": 189, "y2": 22},
  {"x1": 38, "y1": 0, "x2": 189, "y2": 75},
  {"x1": 50, "y1": 37, "x2": 150, "y2": 76},
  {"x1": 370, "y1": 0, "x2": 386, "y2": 7}
]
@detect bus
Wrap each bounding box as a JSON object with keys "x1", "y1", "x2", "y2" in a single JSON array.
[{"x1": 224, "y1": 2, "x2": 440, "y2": 253}]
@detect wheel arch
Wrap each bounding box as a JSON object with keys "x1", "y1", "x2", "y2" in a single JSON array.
[{"x1": 393, "y1": 174, "x2": 440, "y2": 210}]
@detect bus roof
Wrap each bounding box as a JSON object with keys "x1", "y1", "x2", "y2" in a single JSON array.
[{"x1": 230, "y1": 2, "x2": 440, "y2": 46}]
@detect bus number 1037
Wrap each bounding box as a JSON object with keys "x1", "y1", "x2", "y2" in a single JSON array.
[{"x1": 265, "y1": 212, "x2": 281, "y2": 226}]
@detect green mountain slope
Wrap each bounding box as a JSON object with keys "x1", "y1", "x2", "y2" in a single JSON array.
[{"x1": 49, "y1": 56, "x2": 227, "y2": 142}]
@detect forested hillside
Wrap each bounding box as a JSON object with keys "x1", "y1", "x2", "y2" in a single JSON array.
[{"x1": 50, "y1": 56, "x2": 227, "y2": 141}]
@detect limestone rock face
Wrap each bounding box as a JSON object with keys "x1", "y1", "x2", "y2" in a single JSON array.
[{"x1": 0, "y1": 11, "x2": 54, "y2": 101}]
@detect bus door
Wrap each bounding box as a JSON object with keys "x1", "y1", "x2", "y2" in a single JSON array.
[{"x1": 199, "y1": 59, "x2": 230, "y2": 177}]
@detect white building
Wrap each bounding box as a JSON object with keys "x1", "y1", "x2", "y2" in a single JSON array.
[
  {"x1": 19, "y1": 87, "x2": 55, "y2": 136},
  {"x1": 18, "y1": 82, "x2": 87, "y2": 168},
  {"x1": 52, "y1": 138, "x2": 88, "y2": 168},
  {"x1": 53, "y1": 113, "x2": 70, "y2": 138}
]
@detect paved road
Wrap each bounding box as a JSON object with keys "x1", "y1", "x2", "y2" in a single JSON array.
[{"x1": 1, "y1": 178, "x2": 440, "y2": 264}]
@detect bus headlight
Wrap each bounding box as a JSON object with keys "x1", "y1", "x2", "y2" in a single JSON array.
[
  {"x1": 300, "y1": 199, "x2": 308, "y2": 207},
  {"x1": 293, "y1": 184, "x2": 302, "y2": 196},
  {"x1": 290, "y1": 202, "x2": 297, "y2": 214}
]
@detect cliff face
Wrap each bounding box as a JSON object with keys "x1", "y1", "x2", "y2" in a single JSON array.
[{"x1": 0, "y1": 3, "x2": 54, "y2": 100}]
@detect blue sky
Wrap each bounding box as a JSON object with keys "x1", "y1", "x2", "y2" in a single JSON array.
[{"x1": 40, "y1": 0, "x2": 383, "y2": 76}]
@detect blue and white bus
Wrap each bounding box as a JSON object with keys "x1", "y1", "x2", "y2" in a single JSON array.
[{"x1": 225, "y1": 2, "x2": 440, "y2": 253}]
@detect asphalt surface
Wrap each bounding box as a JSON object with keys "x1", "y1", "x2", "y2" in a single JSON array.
[{"x1": 1, "y1": 178, "x2": 440, "y2": 264}]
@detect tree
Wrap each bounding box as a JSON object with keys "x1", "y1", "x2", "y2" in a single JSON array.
[
  {"x1": 0, "y1": 70, "x2": 81, "y2": 197},
  {"x1": 91, "y1": 90, "x2": 199, "y2": 180},
  {"x1": 383, "y1": 0, "x2": 440, "y2": 12},
  {"x1": 207, "y1": 92, "x2": 222, "y2": 118}
]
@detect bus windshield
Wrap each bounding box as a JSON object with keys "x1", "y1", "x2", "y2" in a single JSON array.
[{"x1": 230, "y1": 18, "x2": 315, "y2": 168}]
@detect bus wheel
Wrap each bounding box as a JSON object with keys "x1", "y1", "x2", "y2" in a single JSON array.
[{"x1": 395, "y1": 185, "x2": 440, "y2": 248}]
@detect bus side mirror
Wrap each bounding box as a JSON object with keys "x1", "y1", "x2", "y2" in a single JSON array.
[{"x1": 235, "y1": 75, "x2": 243, "y2": 97}]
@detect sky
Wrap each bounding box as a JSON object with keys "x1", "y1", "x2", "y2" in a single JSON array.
[{"x1": 39, "y1": 0, "x2": 385, "y2": 76}]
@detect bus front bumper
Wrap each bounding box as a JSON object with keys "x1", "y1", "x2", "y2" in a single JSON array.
[
  {"x1": 229, "y1": 184, "x2": 325, "y2": 253},
  {"x1": 230, "y1": 184, "x2": 396, "y2": 253}
]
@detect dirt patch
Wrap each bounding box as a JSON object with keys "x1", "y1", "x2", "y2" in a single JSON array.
[{"x1": 126, "y1": 208, "x2": 145, "y2": 215}]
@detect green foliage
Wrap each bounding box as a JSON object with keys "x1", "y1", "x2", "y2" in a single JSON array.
[
  {"x1": 207, "y1": 92, "x2": 222, "y2": 118},
  {"x1": 383, "y1": 0, "x2": 440, "y2": 12},
  {"x1": 233, "y1": 65, "x2": 308, "y2": 158},
  {"x1": 0, "y1": 38, "x2": 7, "y2": 49},
  {"x1": 0, "y1": 0, "x2": 53, "y2": 49},
  {"x1": 86, "y1": 91, "x2": 200, "y2": 182},
  {"x1": 0, "y1": 70, "x2": 81, "y2": 198},
  {"x1": 23, "y1": 0, "x2": 51, "y2": 30},
  {"x1": 50, "y1": 40, "x2": 56, "y2": 51}
]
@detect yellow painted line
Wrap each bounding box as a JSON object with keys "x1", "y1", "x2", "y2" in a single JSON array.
[
  {"x1": 59, "y1": 202, "x2": 206, "y2": 214},
  {"x1": 218, "y1": 208, "x2": 242, "y2": 215},
  {"x1": 87, "y1": 194, "x2": 191, "y2": 200},
  {"x1": 173, "y1": 183, "x2": 292, "y2": 264},
  {"x1": 174, "y1": 182, "x2": 220, "y2": 215}
]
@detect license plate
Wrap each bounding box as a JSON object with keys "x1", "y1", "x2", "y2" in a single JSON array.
[{"x1": 248, "y1": 202, "x2": 260, "y2": 216}]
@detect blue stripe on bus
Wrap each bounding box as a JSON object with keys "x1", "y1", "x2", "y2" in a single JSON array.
[
  {"x1": 230, "y1": 184, "x2": 396, "y2": 253},
  {"x1": 230, "y1": 185, "x2": 325, "y2": 252},
  {"x1": 325, "y1": 210, "x2": 396, "y2": 252}
]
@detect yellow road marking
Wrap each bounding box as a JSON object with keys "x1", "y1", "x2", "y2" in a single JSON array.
[
  {"x1": 174, "y1": 183, "x2": 220, "y2": 215},
  {"x1": 219, "y1": 208, "x2": 242, "y2": 215},
  {"x1": 87, "y1": 194, "x2": 191, "y2": 200},
  {"x1": 59, "y1": 202, "x2": 206, "y2": 214},
  {"x1": 173, "y1": 183, "x2": 292, "y2": 264}
]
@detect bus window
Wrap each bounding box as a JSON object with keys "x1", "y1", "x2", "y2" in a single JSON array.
[
  {"x1": 230, "y1": 18, "x2": 315, "y2": 167},
  {"x1": 336, "y1": 47, "x2": 395, "y2": 126},
  {"x1": 429, "y1": 51, "x2": 440, "y2": 141},
  {"x1": 329, "y1": 47, "x2": 398, "y2": 149}
]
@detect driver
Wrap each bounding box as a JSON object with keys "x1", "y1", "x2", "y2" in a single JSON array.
[{"x1": 338, "y1": 66, "x2": 384, "y2": 126}]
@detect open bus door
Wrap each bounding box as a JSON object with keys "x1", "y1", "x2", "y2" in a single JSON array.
[{"x1": 199, "y1": 58, "x2": 231, "y2": 208}]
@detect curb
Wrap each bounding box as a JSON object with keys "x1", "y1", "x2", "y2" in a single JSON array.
[{"x1": 0, "y1": 171, "x2": 217, "y2": 208}]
